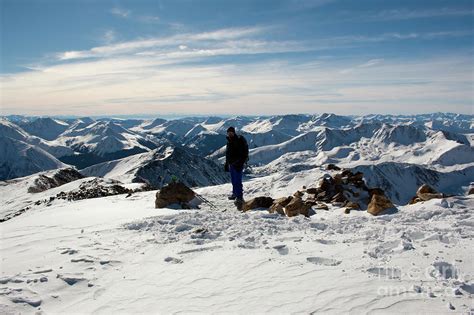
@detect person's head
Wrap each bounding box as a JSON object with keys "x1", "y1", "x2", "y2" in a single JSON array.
[{"x1": 227, "y1": 126, "x2": 236, "y2": 138}]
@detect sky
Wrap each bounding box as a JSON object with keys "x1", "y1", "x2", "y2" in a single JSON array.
[{"x1": 0, "y1": 0, "x2": 473, "y2": 116}]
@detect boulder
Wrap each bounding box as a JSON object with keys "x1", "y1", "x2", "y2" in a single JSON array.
[
  {"x1": 155, "y1": 182, "x2": 195, "y2": 208},
  {"x1": 416, "y1": 184, "x2": 443, "y2": 201},
  {"x1": 367, "y1": 193, "x2": 394, "y2": 215},
  {"x1": 417, "y1": 184, "x2": 437, "y2": 195},
  {"x1": 368, "y1": 188, "x2": 385, "y2": 197},
  {"x1": 243, "y1": 196, "x2": 274, "y2": 211},
  {"x1": 284, "y1": 197, "x2": 311, "y2": 217},
  {"x1": 469, "y1": 187, "x2": 474, "y2": 195}
]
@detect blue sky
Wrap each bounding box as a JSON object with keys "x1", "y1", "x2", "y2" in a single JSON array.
[{"x1": 1, "y1": 0, "x2": 473, "y2": 116}]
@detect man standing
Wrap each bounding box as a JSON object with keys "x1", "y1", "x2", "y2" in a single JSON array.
[{"x1": 224, "y1": 126, "x2": 248, "y2": 210}]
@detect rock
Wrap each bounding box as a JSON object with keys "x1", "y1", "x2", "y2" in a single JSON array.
[
  {"x1": 243, "y1": 196, "x2": 274, "y2": 211},
  {"x1": 341, "y1": 169, "x2": 353, "y2": 177},
  {"x1": 414, "y1": 184, "x2": 443, "y2": 202},
  {"x1": 345, "y1": 201, "x2": 360, "y2": 210},
  {"x1": 304, "y1": 197, "x2": 318, "y2": 206},
  {"x1": 284, "y1": 197, "x2": 311, "y2": 217},
  {"x1": 28, "y1": 168, "x2": 84, "y2": 193},
  {"x1": 269, "y1": 203, "x2": 285, "y2": 215},
  {"x1": 319, "y1": 176, "x2": 334, "y2": 192},
  {"x1": 293, "y1": 190, "x2": 304, "y2": 198},
  {"x1": 314, "y1": 203, "x2": 329, "y2": 210},
  {"x1": 331, "y1": 192, "x2": 347, "y2": 204},
  {"x1": 349, "y1": 172, "x2": 364, "y2": 182},
  {"x1": 368, "y1": 193, "x2": 394, "y2": 215},
  {"x1": 269, "y1": 196, "x2": 293, "y2": 215},
  {"x1": 333, "y1": 174, "x2": 343, "y2": 185},
  {"x1": 468, "y1": 187, "x2": 474, "y2": 195},
  {"x1": 417, "y1": 184, "x2": 437, "y2": 195},
  {"x1": 273, "y1": 196, "x2": 293, "y2": 207},
  {"x1": 155, "y1": 182, "x2": 195, "y2": 208},
  {"x1": 326, "y1": 164, "x2": 341, "y2": 171},
  {"x1": 344, "y1": 208, "x2": 351, "y2": 214},
  {"x1": 306, "y1": 187, "x2": 320, "y2": 195}
]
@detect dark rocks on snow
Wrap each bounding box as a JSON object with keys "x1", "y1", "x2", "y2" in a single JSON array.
[
  {"x1": 55, "y1": 178, "x2": 133, "y2": 201},
  {"x1": 28, "y1": 168, "x2": 84, "y2": 193}
]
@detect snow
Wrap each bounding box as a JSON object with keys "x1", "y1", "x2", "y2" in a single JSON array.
[
  {"x1": 0, "y1": 137, "x2": 68, "y2": 181},
  {"x1": 1, "y1": 181, "x2": 473, "y2": 314}
]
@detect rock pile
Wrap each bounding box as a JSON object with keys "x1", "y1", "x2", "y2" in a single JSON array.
[
  {"x1": 56, "y1": 178, "x2": 133, "y2": 201},
  {"x1": 155, "y1": 181, "x2": 196, "y2": 209},
  {"x1": 244, "y1": 165, "x2": 395, "y2": 217}
]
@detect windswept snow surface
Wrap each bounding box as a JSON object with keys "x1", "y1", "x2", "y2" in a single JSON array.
[{"x1": 1, "y1": 179, "x2": 473, "y2": 314}]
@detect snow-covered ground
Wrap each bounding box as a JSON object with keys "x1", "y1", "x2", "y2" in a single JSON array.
[{"x1": 1, "y1": 179, "x2": 473, "y2": 314}]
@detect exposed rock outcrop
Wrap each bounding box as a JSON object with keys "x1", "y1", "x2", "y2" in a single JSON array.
[{"x1": 28, "y1": 168, "x2": 84, "y2": 193}]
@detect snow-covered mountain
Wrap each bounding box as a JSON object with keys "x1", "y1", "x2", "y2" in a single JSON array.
[
  {"x1": 0, "y1": 119, "x2": 74, "y2": 158},
  {"x1": 1, "y1": 112, "x2": 473, "y2": 205},
  {"x1": 0, "y1": 136, "x2": 68, "y2": 180},
  {"x1": 56, "y1": 121, "x2": 161, "y2": 168},
  {"x1": 81, "y1": 144, "x2": 227, "y2": 188},
  {"x1": 18, "y1": 117, "x2": 69, "y2": 141}
]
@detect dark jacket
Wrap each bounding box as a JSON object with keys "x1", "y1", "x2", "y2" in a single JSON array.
[{"x1": 225, "y1": 134, "x2": 249, "y2": 171}]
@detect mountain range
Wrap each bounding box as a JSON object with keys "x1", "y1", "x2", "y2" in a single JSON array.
[{"x1": 1, "y1": 113, "x2": 473, "y2": 204}]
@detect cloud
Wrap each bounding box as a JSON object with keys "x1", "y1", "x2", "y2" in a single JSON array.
[
  {"x1": 2, "y1": 25, "x2": 473, "y2": 116},
  {"x1": 138, "y1": 15, "x2": 160, "y2": 23},
  {"x1": 358, "y1": 59, "x2": 383, "y2": 68},
  {"x1": 103, "y1": 30, "x2": 117, "y2": 44},
  {"x1": 110, "y1": 7, "x2": 130, "y2": 18},
  {"x1": 55, "y1": 26, "x2": 277, "y2": 61},
  {"x1": 1, "y1": 51, "x2": 472, "y2": 116}
]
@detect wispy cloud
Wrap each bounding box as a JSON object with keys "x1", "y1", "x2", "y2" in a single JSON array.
[
  {"x1": 2, "y1": 24, "x2": 473, "y2": 116},
  {"x1": 110, "y1": 7, "x2": 130, "y2": 18},
  {"x1": 102, "y1": 30, "x2": 117, "y2": 44}
]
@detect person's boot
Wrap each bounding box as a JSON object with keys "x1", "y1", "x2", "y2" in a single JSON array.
[
  {"x1": 228, "y1": 194, "x2": 236, "y2": 200},
  {"x1": 234, "y1": 198, "x2": 244, "y2": 211}
]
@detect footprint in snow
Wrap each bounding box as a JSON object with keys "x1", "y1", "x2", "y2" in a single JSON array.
[
  {"x1": 306, "y1": 257, "x2": 341, "y2": 266},
  {"x1": 0, "y1": 287, "x2": 42, "y2": 307},
  {"x1": 164, "y1": 257, "x2": 183, "y2": 264},
  {"x1": 59, "y1": 248, "x2": 78, "y2": 255},
  {"x1": 273, "y1": 244, "x2": 289, "y2": 255},
  {"x1": 56, "y1": 273, "x2": 88, "y2": 285}
]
